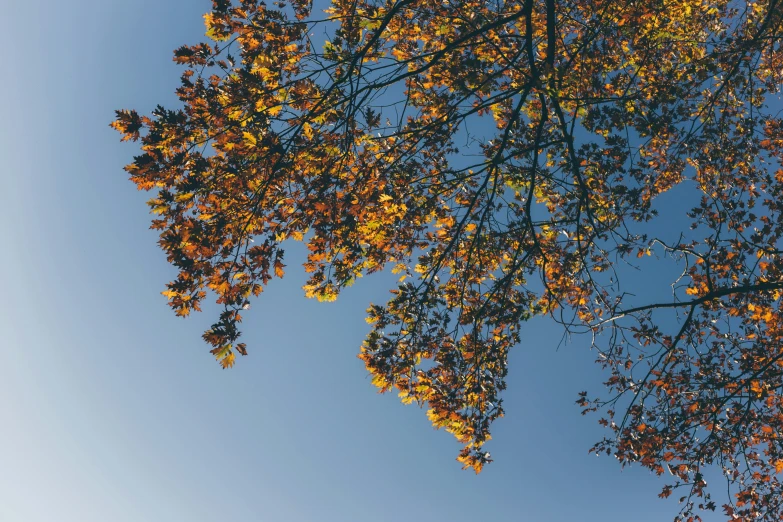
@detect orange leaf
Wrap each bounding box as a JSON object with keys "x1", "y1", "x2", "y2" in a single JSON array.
[{"x1": 274, "y1": 260, "x2": 286, "y2": 278}]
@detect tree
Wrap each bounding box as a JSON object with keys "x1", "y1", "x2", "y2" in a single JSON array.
[{"x1": 113, "y1": 0, "x2": 783, "y2": 518}]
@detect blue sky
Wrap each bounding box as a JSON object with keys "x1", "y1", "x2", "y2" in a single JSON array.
[{"x1": 0, "y1": 1, "x2": 725, "y2": 520}]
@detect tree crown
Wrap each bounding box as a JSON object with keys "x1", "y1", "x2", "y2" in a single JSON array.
[{"x1": 113, "y1": 0, "x2": 783, "y2": 518}]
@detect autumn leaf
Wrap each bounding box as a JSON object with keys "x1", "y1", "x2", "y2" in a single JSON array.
[
  {"x1": 220, "y1": 352, "x2": 236, "y2": 369},
  {"x1": 274, "y1": 260, "x2": 285, "y2": 279}
]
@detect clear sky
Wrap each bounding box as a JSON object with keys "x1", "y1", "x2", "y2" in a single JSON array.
[{"x1": 0, "y1": 1, "x2": 724, "y2": 521}]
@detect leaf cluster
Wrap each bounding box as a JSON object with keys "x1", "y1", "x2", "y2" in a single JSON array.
[{"x1": 113, "y1": 0, "x2": 783, "y2": 518}]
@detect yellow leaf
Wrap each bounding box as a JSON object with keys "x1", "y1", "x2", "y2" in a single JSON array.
[
  {"x1": 243, "y1": 132, "x2": 257, "y2": 147},
  {"x1": 220, "y1": 352, "x2": 236, "y2": 369},
  {"x1": 391, "y1": 263, "x2": 407, "y2": 274}
]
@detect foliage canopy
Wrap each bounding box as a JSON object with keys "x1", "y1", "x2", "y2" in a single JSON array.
[{"x1": 114, "y1": 0, "x2": 783, "y2": 518}]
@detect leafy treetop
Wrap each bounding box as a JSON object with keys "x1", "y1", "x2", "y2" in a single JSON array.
[{"x1": 113, "y1": 0, "x2": 783, "y2": 519}]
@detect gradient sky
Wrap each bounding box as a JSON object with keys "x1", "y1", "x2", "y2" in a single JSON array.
[{"x1": 0, "y1": 1, "x2": 727, "y2": 521}]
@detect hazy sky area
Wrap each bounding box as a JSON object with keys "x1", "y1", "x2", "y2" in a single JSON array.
[{"x1": 0, "y1": 1, "x2": 731, "y2": 521}]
